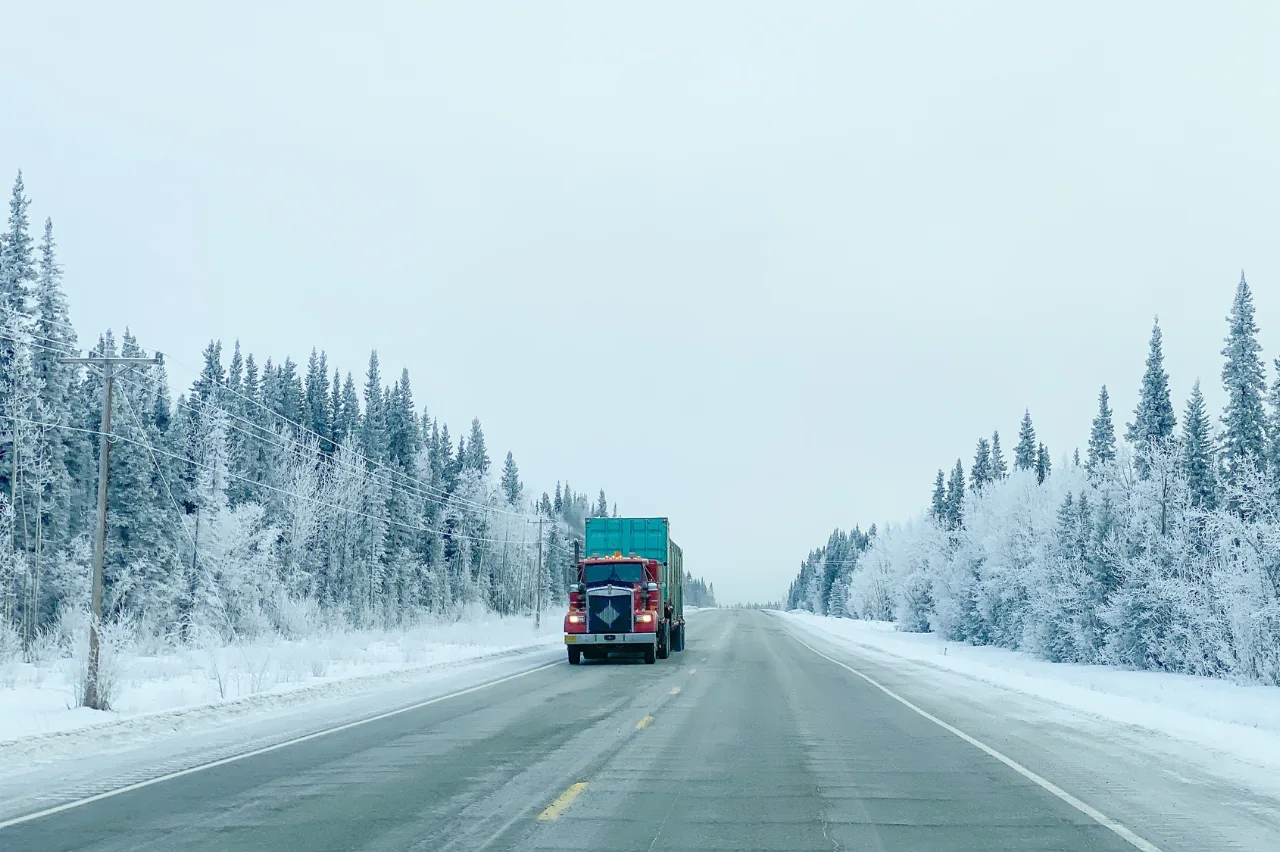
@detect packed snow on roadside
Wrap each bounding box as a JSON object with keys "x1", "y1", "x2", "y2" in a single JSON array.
[
  {"x1": 777, "y1": 610, "x2": 1280, "y2": 757},
  {"x1": 0, "y1": 606, "x2": 564, "y2": 745}
]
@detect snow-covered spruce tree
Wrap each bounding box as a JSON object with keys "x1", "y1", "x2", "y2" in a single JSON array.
[
  {"x1": 1035, "y1": 442, "x2": 1051, "y2": 485},
  {"x1": 303, "y1": 349, "x2": 331, "y2": 449},
  {"x1": 818, "y1": 529, "x2": 850, "y2": 608},
  {"x1": 970, "y1": 438, "x2": 992, "y2": 492},
  {"x1": 826, "y1": 572, "x2": 849, "y2": 618},
  {"x1": 1269, "y1": 359, "x2": 1280, "y2": 497},
  {"x1": 1126, "y1": 318, "x2": 1177, "y2": 477},
  {"x1": 944, "y1": 460, "x2": 965, "y2": 529},
  {"x1": 501, "y1": 452, "x2": 522, "y2": 506},
  {"x1": 1086, "y1": 385, "x2": 1117, "y2": 476},
  {"x1": 930, "y1": 470, "x2": 946, "y2": 522},
  {"x1": 1014, "y1": 411, "x2": 1036, "y2": 471},
  {"x1": 1025, "y1": 492, "x2": 1093, "y2": 663},
  {"x1": 1220, "y1": 272, "x2": 1267, "y2": 491},
  {"x1": 1181, "y1": 380, "x2": 1217, "y2": 510},
  {"x1": 990, "y1": 431, "x2": 1008, "y2": 481},
  {"x1": 29, "y1": 219, "x2": 78, "y2": 554},
  {"x1": 0, "y1": 172, "x2": 37, "y2": 507},
  {"x1": 466, "y1": 417, "x2": 489, "y2": 476}
]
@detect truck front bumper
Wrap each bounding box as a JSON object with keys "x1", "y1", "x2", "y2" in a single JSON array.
[{"x1": 564, "y1": 632, "x2": 655, "y2": 646}]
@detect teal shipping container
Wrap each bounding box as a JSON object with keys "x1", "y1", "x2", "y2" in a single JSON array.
[{"x1": 584, "y1": 517, "x2": 683, "y2": 618}]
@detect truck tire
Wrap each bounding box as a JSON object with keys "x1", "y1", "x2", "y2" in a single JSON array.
[
  {"x1": 657, "y1": 624, "x2": 670, "y2": 660},
  {"x1": 643, "y1": 644, "x2": 656, "y2": 664},
  {"x1": 567, "y1": 647, "x2": 581, "y2": 665},
  {"x1": 672, "y1": 624, "x2": 684, "y2": 652}
]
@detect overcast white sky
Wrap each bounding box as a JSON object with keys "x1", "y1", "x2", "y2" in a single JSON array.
[{"x1": 3, "y1": 2, "x2": 1279, "y2": 604}]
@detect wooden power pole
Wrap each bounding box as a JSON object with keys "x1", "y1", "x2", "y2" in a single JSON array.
[
  {"x1": 60, "y1": 351, "x2": 164, "y2": 709},
  {"x1": 534, "y1": 514, "x2": 544, "y2": 629}
]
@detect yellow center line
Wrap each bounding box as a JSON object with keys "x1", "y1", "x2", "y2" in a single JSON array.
[
  {"x1": 538, "y1": 782, "x2": 587, "y2": 821},
  {"x1": 669, "y1": 686, "x2": 681, "y2": 695},
  {"x1": 635, "y1": 715, "x2": 654, "y2": 730}
]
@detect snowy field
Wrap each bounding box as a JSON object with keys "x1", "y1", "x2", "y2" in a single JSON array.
[
  {"x1": 776, "y1": 610, "x2": 1280, "y2": 774},
  {"x1": 0, "y1": 609, "x2": 564, "y2": 747}
]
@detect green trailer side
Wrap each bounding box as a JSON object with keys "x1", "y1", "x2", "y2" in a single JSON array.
[{"x1": 668, "y1": 539, "x2": 683, "y2": 619}]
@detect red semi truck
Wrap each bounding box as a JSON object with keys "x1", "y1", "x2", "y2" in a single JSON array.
[{"x1": 563, "y1": 517, "x2": 685, "y2": 665}]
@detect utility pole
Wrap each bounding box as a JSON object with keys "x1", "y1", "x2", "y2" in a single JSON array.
[
  {"x1": 60, "y1": 351, "x2": 163, "y2": 710},
  {"x1": 534, "y1": 514, "x2": 544, "y2": 629}
]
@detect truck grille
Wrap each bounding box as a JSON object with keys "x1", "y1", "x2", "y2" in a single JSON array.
[{"x1": 587, "y1": 589, "x2": 634, "y2": 634}]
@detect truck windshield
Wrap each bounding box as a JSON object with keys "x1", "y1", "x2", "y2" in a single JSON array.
[{"x1": 583, "y1": 562, "x2": 645, "y2": 584}]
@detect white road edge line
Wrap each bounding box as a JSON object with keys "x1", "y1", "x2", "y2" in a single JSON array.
[
  {"x1": 790, "y1": 633, "x2": 1164, "y2": 852},
  {"x1": 0, "y1": 661, "x2": 561, "y2": 832}
]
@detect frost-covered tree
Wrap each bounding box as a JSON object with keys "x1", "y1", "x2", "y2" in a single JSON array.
[
  {"x1": 970, "y1": 438, "x2": 992, "y2": 491},
  {"x1": 1269, "y1": 360, "x2": 1280, "y2": 489},
  {"x1": 930, "y1": 469, "x2": 946, "y2": 522},
  {"x1": 1035, "y1": 442, "x2": 1051, "y2": 484},
  {"x1": 990, "y1": 430, "x2": 1007, "y2": 480},
  {"x1": 0, "y1": 172, "x2": 36, "y2": 505},
  {"x1": 1126, "y1": 319, "x2": 1177, "y2": 445},
  {"x1": 1220, "y1": 272, "x2": 1267, "y2": 487},
  {"x1": 1086, "y1": 385, "x2": 1116, "y2": 475},
  {"x1": 826, "y1": 573, "x2": 849, "y2": 618},
  {"x1": 501, "y1": 451, "x2": 522, "y2": 505},
  {"x1": 29, "y1": 218, "x2": 78, "y2": 551},
  {"x1": 944, "y1": 459, "x2": 965, "y2": 528},
  {"x1": 466, "y1": 417, "x2": 490, "y2": 475},
  {"x1": 360, "y1": 351, "x2": 386, "y2": 462},
  {"x1": 1014, "y1": 411, "x2": 1036, "y2": 471},
  {"x1": 1181, "y1": 380, "x2": 1217, "y2": 509},
  {"x1": 303, "y1": 349, "x2": 331, "y2": 447}
]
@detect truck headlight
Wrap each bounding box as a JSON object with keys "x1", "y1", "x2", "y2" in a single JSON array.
[
  {"x1": 568, "y1": 614, "x2": 585, "y2": 623},
  {"x1": 635, "y1": 613, "x2": 653, "y2": 623}
]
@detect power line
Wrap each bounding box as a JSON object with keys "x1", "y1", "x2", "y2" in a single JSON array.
[
  {"x1": 112, "y1": 379, "x2": 198, "y2": 552},
  {"x1": 6, "y1": 327, "x2": 545, "y2": 524},
  {"x1": 154, "y1": 347, "x2": 540, "y2": 520},
  {"x1": 0, "y1": 306, "x2": 82, "y2": 336},
  {"x1": 113, "y1": 350, "x2": 541, "y2": 522},
  {"x1": 5, "y1": 323, "x2": 581, "y2": 539},
  {"x1": 111, "y1": 370, "x2": 525, "y2": 523},
  {"x1": 6, "y1": 410, "x2": 534, "y2": 547}
]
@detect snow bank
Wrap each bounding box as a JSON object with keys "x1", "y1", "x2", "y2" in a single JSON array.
[
  {"x1": 0, "y1": 610, "x2": 563, "y2": 746},
  {"x1": 776, "y1": 611, "x2": 1280, "y2": 758}
]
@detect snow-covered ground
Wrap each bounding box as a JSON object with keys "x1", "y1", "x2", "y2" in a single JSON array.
[
  {"x1": 776, "y1": 610, "x2": 1280, "y2": 775},
  {"x1": 0, "y1": 609, "x2": 564, "y2": 747}
]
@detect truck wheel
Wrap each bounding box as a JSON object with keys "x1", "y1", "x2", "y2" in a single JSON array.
[
  {"x1": 672, "y1": 625, "x2": 684, "y2": 652},
  {"x1": 657, "y1": 625, "x2": 670, "y2": 659},
  {"x1": 567, "y1": 647, "x2": 581, "y2": 665},
  {"x1": 643, "y1": 644, "x2": 656, "y2": 664}
]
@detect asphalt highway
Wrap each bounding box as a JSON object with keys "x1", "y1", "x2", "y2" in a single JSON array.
[{"x1": 0, "y1": 610, "x2": 1245, "y2": 851}]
